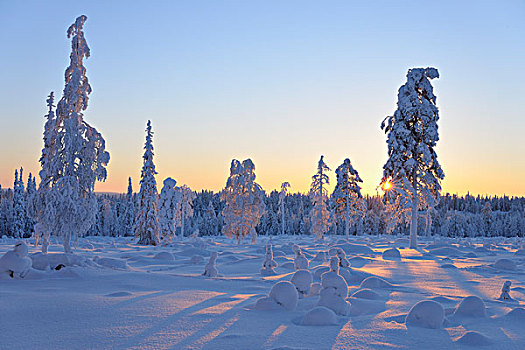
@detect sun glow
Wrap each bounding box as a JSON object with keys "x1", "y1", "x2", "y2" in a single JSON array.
[{"x1": 381, "y1": 178, "x2": 392, "y2": 191}]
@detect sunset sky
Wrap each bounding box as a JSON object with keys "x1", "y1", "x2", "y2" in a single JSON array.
[{"x1": 0, "y1": 0, "x2": 524, "y2": 196}]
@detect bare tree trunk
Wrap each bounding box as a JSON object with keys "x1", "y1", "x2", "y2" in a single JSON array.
[
  {"x1": 410, "y1": 178, "x2": 418, "y2": 249},
  {"x1": 64, "y1": 231, "x2": 72, "y2": 253},
  {"x1": 42, "y1": 231, "x2": 50, "y2": 254}
]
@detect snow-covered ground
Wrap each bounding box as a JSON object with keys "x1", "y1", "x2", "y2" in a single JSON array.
[{"x1": 1, "y1": 235, "x2": 525, "y2": 350}]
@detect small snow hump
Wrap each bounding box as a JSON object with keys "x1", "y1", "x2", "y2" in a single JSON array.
[
  {"x1": 359, "y1": 276, "x2": 393, "y2": 289},
  {"x1": 269, "y1": 281, "x2": 298, "y2": 311},
  {"x1": 405, "y1": 300, "x2": 444, "y2": 329},
  {"x1": 301, "y1": 306, "x2": 338, "y2": 326},
  {"x1": 494, "y1": 258, "x2": 517, "y2": 271},
  {"x1": 382, "y1": 248, "x2": 401, "y2": 260},
  {"x1": 454, "y1": 296, "x2": 487, "y2": 318},
  {"x1": 455, "y1": 331, "x2": 492, "y2": 346}
]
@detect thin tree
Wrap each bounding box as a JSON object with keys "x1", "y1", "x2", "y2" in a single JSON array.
[
  {"x1": 309, "y1": 156, "x2": 330, "y2": 240},
  {"x1": 175, "y1": 184, "x2": 195, "y2": 238},
  {"x1": 331, "y1": 158, "x2": 364, "y2": 237},
  {"x1": 158, "y1": 177, "x2": 178, "y2": 243},
  {"x1": 134, "y1": 120, "x2": 159, "y2": 245},
  {"x1": 278, "y1": 182, "x2": 290, "y2": 235},
  {"x1": 381, "y1": 67, "x2": 444, "y2": 248}
]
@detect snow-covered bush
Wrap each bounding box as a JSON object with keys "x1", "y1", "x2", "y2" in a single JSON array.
[
  {"x1": 301, "y1": 306, "x2": 338, "y2": 326},
  {"x1": 203, "y1": 252, "x2": 219, "y2": 277},
  {"x1": 382, "y1": 248, "x2": 401, "y2": 260},
  {"x1": 0, "y1": 242, "x2": 32, "y2": 278},
  {"x1": 405, "y1": 300, "x2": 444, "y2": 329},
  {"x1": 454, "y1": 296, "x2": 487, "y2": 318},
  {"x1": 317, "y1": 257, "x2": 349, "y2": 315},
  {"x1": 499, "y1": 281, "x2": 512, "y2": 301},
  {"x1": 290, "y1": 269, "x2": 313, "y2": 298},
  {"x1": 294, "y1": 248, "x2": 309, "y2": 270},
  {"x1": 336, "y1": 248, "x2": 350, "y2": 268},
  {"x1": 268, "y1": 281, "x2": 298, "y2": 311},
  {"x1": 494, "y1": 258, "x2": 516, "y2": 270},
  {"x1": 261, "y1": 244, "x2": 278, "y2": 275}
]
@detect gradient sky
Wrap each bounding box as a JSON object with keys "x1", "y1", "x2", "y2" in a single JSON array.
[{"x1": 1, "y1": 0, "x2": 524, "y2": 196}]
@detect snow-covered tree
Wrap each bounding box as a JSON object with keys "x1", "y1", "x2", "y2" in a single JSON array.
[
  {"x1": 29, "y1": 16, "x2": 110, "y2": 253},
  {"x1": 12, "y1": 168, "x2": 26, "y2": 238},
  {"x1": 121, "y1": 177, "x2": 135, "y2": 236},
  {"x1": 221, "y1": 159, "x2": 266, "y2": 244},
  {"x1": 278, "y1": 182, "x2": 290, "y2": 235},
  {"x1": 331, "y1": 158, "x2": 364, "y2": 237},
  {"x1": 309, "y1": 156, "x2": 331, "y2": 240},
  {"x1": 158, "y1": 177, "x2": 179, "y2": 243},
  {"x1": 134, "y1": 120, "x2": 159, "y2": 245},
  {"x1": 380, "y1": 67, "x2": 444, "y2": 248},
  {"x1": 175, "y1": 184, "x2": 195, "y2": 238},
  {"x1": 25, "y1": 173, "x2": 37, "y2": 236}
]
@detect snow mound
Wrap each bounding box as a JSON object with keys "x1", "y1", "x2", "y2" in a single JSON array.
[
  {"x1": 440, "y1": 263, "x2": 457, "y2": 269},
  {"x1": 505, "y1": 307, "x2": 525, "y2": 319},
  {"x1": 359, "y1": 276, "x2": 393, "y2": 289},
  {"x1": 0, "y1": 242, "x2": 32, "y2": 278},
  {"x1": 269, "y1": 281, "x2": 298, "y2": 311},
  {"x1": 318, "y1": 287, "x2": 349, "y2": 316},
  {"x1": 405, "y1": 300, "x2": 444, "y2": 329},
  {"x1": 189, "y1": 255, "x2": 204, "y2": 264},
  {"x1": 348, "y1": 256, "x2": 367, "y2": 268},
  {"x1": 32, "y1": 253, "x2": 87, "y2": 271},
  {"x1": 382, "y1": 248, "x2": 401, "y2": 260},
  {"x1": 300, "y1": 307, "x2": 338, "y2": 326},
  {"x1": 427, "y1": 247, "x2": 462, "y2": 257},
  {"x1": 273, "y1": 250, "x2": 286, "y2": 258},
  {"x1": 178, "y1": 247, "x2": 210, "y2": 257},
  {"x1": 94, "y1": 257, "x2": 129, "y2": 270},
  {"x1": 454, "y1": 296, "x2": 487, "y2": 318},
  {"x1": 350, "y1": 288, "x2": 381, "y2": 300},
  {"x1": 290, "y1": 270, "x2": 313, "y2": 298},
  {"x1": 254, "y1": 296, "x2": 281, "y2": 311},
  {"x1": 335, "y1": 243, "x2": 374, "y2": 255},
  {"x1": 455, "y1": 331, "x2": 492, "y2": 346},
  {"x1": 153, "y1": 252, "x2": 174, "y2": 261},
  {"x1": 280, "y1": 262, "x2": 295, "y2": 270},
  {"x1": 494, "y1": 258, "x2": 516, "y2": 270}
]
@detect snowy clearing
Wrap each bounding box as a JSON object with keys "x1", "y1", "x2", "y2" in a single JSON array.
[{"x1": 1, "y1": 235, "x2": 525, "y2": 350}]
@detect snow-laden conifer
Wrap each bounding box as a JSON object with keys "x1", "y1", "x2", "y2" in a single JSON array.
[
  {"x1": 12, "y1": 168, "x2": 26, "y2": 238},
  {"x1": 121, "y1": 177, "x2": 135, "y2": 236},
  {"x1": 158, "y1": 177, "x2": 179, "y2": 243},
  {"x1": 309, "y1": 156, "x2": 330, "y2": 240},
  {"x1": 381, "y1": 68, "x2": 444, "y2": 248},
  {"x1": 221, "y1": 159, "x2": 266, "y2": 244},
  {"x1": 175, "y1": 184, "x2": 195, "y2": 238},
  {"x1": 331, "y1": 158, "x2": 364, "y2": 237},
  {"x1": 278, "y1": 182, "x2": 290, "y2": 235},
  {"x1": 29, "y1": 16, "x2": 109, "y2": 253},
  {"x1": 134, "y1": 120, "x2": 159, "y2": 245}
]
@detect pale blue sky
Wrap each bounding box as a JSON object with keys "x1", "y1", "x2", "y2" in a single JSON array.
[{"x1": 1, "y1": 0, "x2": 524, "y2": 195}]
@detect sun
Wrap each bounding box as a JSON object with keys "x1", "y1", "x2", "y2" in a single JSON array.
[{"x1": 381, "y1": 178, "x2": 392, "y2": 191}]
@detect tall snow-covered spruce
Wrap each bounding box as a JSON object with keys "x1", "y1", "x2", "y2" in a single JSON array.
[
  {"x1": 221, "y1": 159, "x2": 265, "y2": 244},
  {"x1": 331, "y1": 158, "x2": 364, "y2": 237},
  {"x1": 29, "y1": 16, "x2": 109, "y2": 253},
  {"x1": 381, "y1": 67, "x2": 444, "y2": 248},
  {"x1": 278, "y1": 182, "x2": 290, "y2": 235},
  {"x1": 134, "y1": 120, "x2": 160, "y2": 245},
  {"x1": 158, "y1": 177, "x2": 178, "y2": 243},
  {"x1": 309, "y1": 156, "x2": 331, "y2": 240}
]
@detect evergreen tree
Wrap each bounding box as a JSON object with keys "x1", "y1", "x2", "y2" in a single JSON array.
[
  {"x1": 158, "y1": 177, "x2": 178, "y2": 243},
  {"x1": 331, "y1": 158, "x2": 364, "y2": 237},
  {"x1": 29, "y1": 16, "x2": 110, "y2": 253},
  {"x1": 134, "y1": 120, "x2": 159, "y2": 245},
  {"x1": 309, "y1": 155, "x2": 330, "y2": 240},
  {"x1": 381, "y1": 67, "x2": 444, "y2": 248},
  {"x1": 221, "y1": 159, "x2": 266, "y2": 243},
  {"x1": 12, "y1": 168, "x2": 26, "y2": 238},
  {"x1": 121, "y1": 177, "x2": 135, "y2": 236},
  {"x1": 278, "y1": 182, "x2": 290, "y2": 235},
  {"x1": 175, "y1": 184, "x2": 196, "y2": 238}
]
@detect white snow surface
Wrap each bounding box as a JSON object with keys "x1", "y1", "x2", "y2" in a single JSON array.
[{"x1": 1, "y1": 235, "x2": 525, "y2": 349}]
